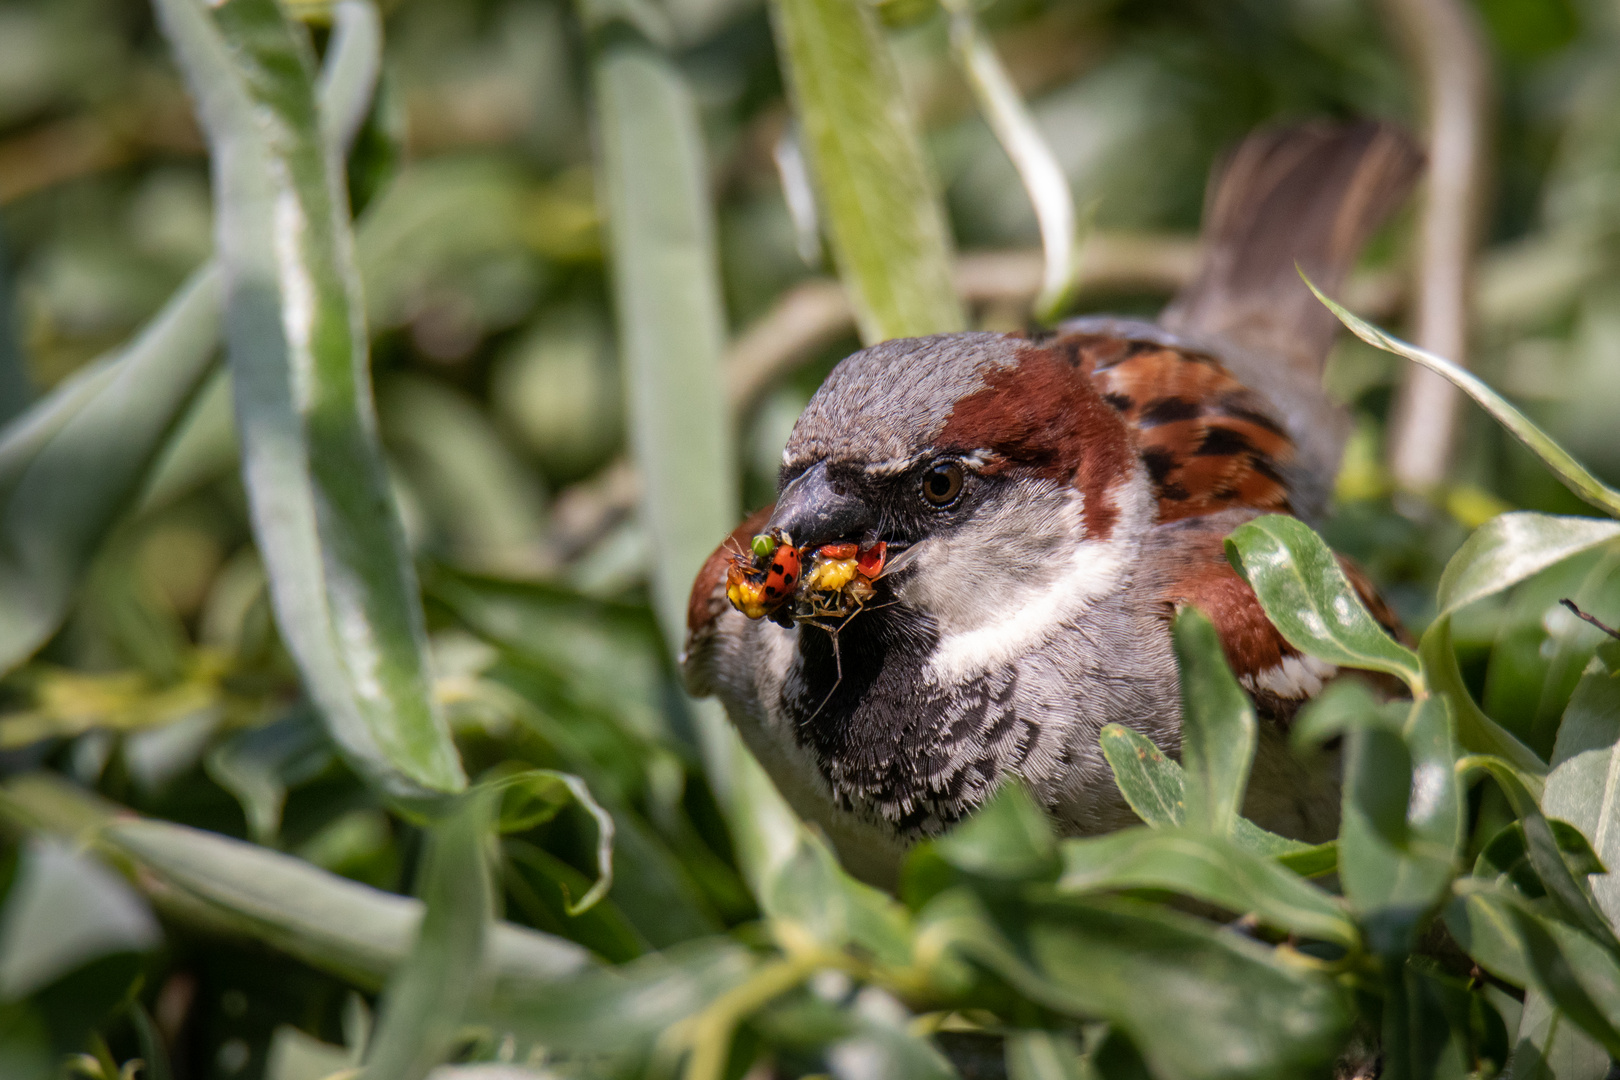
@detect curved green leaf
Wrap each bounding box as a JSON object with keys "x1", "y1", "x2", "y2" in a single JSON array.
[
  {"x1": 0, "y1": 0, "x2": 382, "y2": 680},
  {"x1": 1438, "y1": 512, "x2": 1620, "y2": 619},
  {"x1": 94, "y1": 815, "x2": 589, "y2": 994},
  {"x1": 1546, "y1": 641, "x2": 1620, "y2": 928},
  {"x1": 153, "y1": 0, "x2": 464, "y2": 798},
  {"x1": 1173, "y1": 607, "x2": 1257, "y2": 836},
  {"x1": 770, "y1": 0, "x2": 964, "y2": 342},
  {"x1": 1225, "y1": 515, "x2": 1422, "y2": 691},
  {"x1": 1055, "y1": 828, "x2": 1358, "y2": 948},
  {"x1": 1304, "y1": 279, "x2": 1620, "y2": 520},
  {"x1": 1418, "y1": 617, "x2": 1547, "y2": 780}
]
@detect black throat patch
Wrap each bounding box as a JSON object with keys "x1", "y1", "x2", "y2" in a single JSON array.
[{"x1": 780, "y1": 603, "x2": 1035, "y2": 838}]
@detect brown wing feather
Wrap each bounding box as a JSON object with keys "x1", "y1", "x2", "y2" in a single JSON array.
[{"x1": 1038, "y1": 332, "x2": 1300, "y2": 523}]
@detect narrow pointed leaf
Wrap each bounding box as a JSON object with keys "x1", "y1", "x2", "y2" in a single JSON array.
[
  {"x1": 154, "y1": 0, "x2": 463, "y2": 797},
  {"x1": 1304, "y1": 278, "x2": 1620, "y2": 519},
  {"x1": 941, "y1": 0, "x2": 1078, "y2": 323},
  {"x1": 0, "y1": 0, "x2": 382, "y2": 680},
  {"x1": 771, "y1": 0, "x2": 964, "y2": 342},
  {"x1": 1226, "y1": 515, "x2": 1423, "y2": 690},
  {"x1": 360, "y1": 793, "x2": 492, "y2": 1080},
  {"x1": 1173, "y1": 607, "x2": 1257, "y2": 836}
]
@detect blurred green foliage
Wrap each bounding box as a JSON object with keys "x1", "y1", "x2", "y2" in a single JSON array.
[{"x1": 1, "y1": 0, "x2": 1620, "y2": 1077}]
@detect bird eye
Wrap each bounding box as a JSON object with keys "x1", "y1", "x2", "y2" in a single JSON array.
[{"x1": 920, "y1": 460, "x2": 964, "y2": 507}]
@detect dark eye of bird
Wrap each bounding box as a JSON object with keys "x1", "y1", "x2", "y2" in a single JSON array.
[{"x1": 921, "y1": 460, "x2": 964, "y2": 507}]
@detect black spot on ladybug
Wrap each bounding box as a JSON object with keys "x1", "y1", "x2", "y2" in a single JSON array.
[{"x1": 765, "y1": 585, "x2": 779, "y2": 598}]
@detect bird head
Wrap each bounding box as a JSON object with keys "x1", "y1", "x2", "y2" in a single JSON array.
[{"x1": 764, "y1": 332, "x2": 1156, "y2": 679}]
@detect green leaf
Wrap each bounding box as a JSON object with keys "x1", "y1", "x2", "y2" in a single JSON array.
[
  {"x1": 1437, "y1": 512, "x2": 1620, "y2": 619},
  {"x1": 930, "y1": 782, "x2": 1060, "y2": 882},
  {"x1": 1098, "y1": 723, "x2": 1320, "y2": 865},
  {"x1": 1303, "y1": 278, "x2": 1620, "y2": 519},
  {"x1": 1419, "y1": 617, "x2": 1548, "y2": 781},
  {"x1": 1338, "y1": 697, "x2": 1461, "y2": 956},
  {"x1": 919, "y1": 888, "x2": 1352, "y2": 1080},
  {"x1": 1545, "y1": 642, "x2": 1620, "y2": 929},
  {"x1": 1506, "y1": 990, "x2": 1612, "y2": 1080},
  {"x1": 0, "y1": 840, "x2": 160, "y2": 999},
  {"x1": 0, "y1": 0, "x2": 383, "y2": 679},
  {"x1": 1005, "y1": 1030, "x2": 1090, "y2": 1080},
  {"x1": 1055, "y1": 828, "x2": 1358, "y2": 948},
  {"x1": 360, "y1": 793, "x2": 492, "y2": 1080},
  {"x1": 89, "y1": 814, "x2": 589, "y2": 994},
  {"x1": 770, "y1": 0, "x2": 965, "y2": 342},
  {"x1": 1225, "y1": 515, "x2": 1423, "y2": 690},
  {"x1": 484, "y1": 769, "x2": 614, "y2": 915},
  {"x1": 153, "y1": 0, "x2": 464, "y2": 798},
  {"x1": 587, "y1": 20, "x2": 735, "y2": 653},
  {"x1": 1460, "y1": 755, "x2": 1620, "y2": 952},
  {"x1": 940, "y1": 0, "x2": 1079, "y2": 323},
  {"x1": 478, "y1": 937, "x2": 756, "y2": 1051},
  {"x1": 1172, "y1": 607, "x2": 1257, "y2": 836}
]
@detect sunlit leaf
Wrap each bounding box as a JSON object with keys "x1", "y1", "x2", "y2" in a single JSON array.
[
  {"x1": 1304, "y1": 278, "x2": 1620, "y2": 519},
  {"x1": 0, "y1": 0, "x2": 383, "y2": 679},
  {"x1": 1172, "y1": 607, "x2": 1256, "y2": 836},
  {"x1": 1225, "y1": 515, "x2": 1423, "y2": 690},
  {"x1": 1055, "y1": 828, "x2": 1357, "y2": 948},
  {"x1": 1437, "y1": 512, "x2": 1620, "y2": 619},
  {"x1": 770, "y1": 0, "x2": 964, "y2": 342},
  {"x1": 153, "y1": 0, "x2": 464, "y2": 798}
]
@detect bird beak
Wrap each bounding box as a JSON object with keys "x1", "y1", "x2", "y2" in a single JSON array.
[{"x1": 764, "y1": 461, "x2": 872, "y2": 551}]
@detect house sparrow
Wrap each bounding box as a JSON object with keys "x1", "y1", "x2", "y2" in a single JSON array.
[{"x1": 684, "y1": 121, "x2": 1421, "y2": 885}]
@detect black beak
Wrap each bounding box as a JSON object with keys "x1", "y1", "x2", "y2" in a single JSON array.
[{"x1": 765, "y1": 461, "x2": 872, "y2": 551}]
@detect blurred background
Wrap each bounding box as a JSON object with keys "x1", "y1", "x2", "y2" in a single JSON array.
[{"x1": 3, "y1": 0, "x2": 1620, "y2": 1074}]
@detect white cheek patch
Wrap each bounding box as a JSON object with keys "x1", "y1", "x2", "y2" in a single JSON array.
[
  {"x1": 1240, "y1": 653, "x2": 1338, "y2": 700},
  {"x1": 907, "y1": 477, "x2": 1152, "y2": 686}
]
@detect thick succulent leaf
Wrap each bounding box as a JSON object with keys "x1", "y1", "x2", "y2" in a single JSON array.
[
  {"x1": 92, "y1": 815, "x2": 587, "y2": 994},
  {"x1": 153, "y1": 0, "x2": 463, "y2": 798},
  {"x1": 1461, "y1": 754, "x2": 1619, "y2": 952},
  {"x1": 360, "y1": 794, "x2": 492, "y2": 1080},
  {"x1": 770, "y1": 0, "x2": 964, "y2": 342},
  {"x1": 1438, "y1": 512, "x2": 1620, "y2": 619},
  {"x1": 1225, "y1": 515, "x2": 1423, "y2": 690},
  {"x1": 1172, "y1": 607, "x2": 1256, "y2": 836},
  {"x1": 1546, "y1": 642, "x2": 1620, "y2": 929},
  {"x1": 1054, "y1": 828, "x2": 1358, "y2": 948},
  {"x1": 1338, "y1": 697, "x2": 1461, "y2": 956},
  {"x1": 918, "y1": 889, "x2": 1352, "y2": 1080},
  {"x1": 1306, "y1": 280, "x2": 1620, "y2": 519}
]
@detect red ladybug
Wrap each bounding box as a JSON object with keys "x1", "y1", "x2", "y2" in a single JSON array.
[{"x1": 761, "y1": 543, "x2": 802, "y2": 604}]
